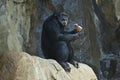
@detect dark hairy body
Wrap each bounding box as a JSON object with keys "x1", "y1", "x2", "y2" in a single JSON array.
[{"x1": 41, "y1": 12, "x2": 81, "y2": 72}]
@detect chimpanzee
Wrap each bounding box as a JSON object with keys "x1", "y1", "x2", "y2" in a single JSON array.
[{"x1": 41, "y1": 11, "x2": 82, "y2": 72}]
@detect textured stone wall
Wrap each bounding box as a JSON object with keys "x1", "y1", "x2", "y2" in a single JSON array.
[
  {"x1": 92, "y1": 0, "x2": 120, "y2": 79},
  {"x1": 0, "y1": 0, "x2": 30, "y2": 53},
  {"x1": 115, "y1": 0, "x2": 120, "y2": 20},
  {"x1": 0, "y1": 0, "x2": 9, "y2": 53}
]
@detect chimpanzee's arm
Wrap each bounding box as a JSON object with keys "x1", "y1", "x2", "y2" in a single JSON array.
[
  {"x1": 46, "y1": 21, "x2": 80, "y2": 42},
  {"x1": 58, "y1": 33, "x2": 80, "y2": 41},
  {"x1": 64, "y1": 29, "x2": 78, "y2": 34},
  {"x1": 49, "y1": 28, "x2": 79, "y2": 41}
]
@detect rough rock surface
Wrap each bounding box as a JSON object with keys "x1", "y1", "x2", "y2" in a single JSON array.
[
  {"x1": 0, "y1": 0, "x2": 30, "y2": 53},
  {"x1": 0, "y1": 52, "x2": 97, "y2": 80}
]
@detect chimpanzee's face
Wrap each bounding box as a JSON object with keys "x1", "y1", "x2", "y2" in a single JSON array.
[{"x1": 58, "y1": 12, "x2": 68, "y2": 26}]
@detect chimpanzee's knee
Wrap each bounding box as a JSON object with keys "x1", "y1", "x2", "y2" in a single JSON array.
[{"x1": 54, "y1": 41, "x2": 69, "y2": 61}]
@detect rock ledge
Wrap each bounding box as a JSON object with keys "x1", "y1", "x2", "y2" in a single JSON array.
[{"x1": 0, "y1": 52, "x2": 97, "y2": 80}]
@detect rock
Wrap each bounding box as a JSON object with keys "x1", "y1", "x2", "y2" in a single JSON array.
[
  {"x1": 0, "y1": 0, "x2": 30, "y2": 53},
  {"x1": 0, "y1": 52, "x2": 97, "y2": 80},
  {"x1": 100, "y1": 54, "x2": 120, "y2": 79},
  {"x1": 115, "y1": 0, "x2": 120, "y2": 20}
]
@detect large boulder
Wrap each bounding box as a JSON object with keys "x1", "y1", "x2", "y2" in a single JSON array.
[{"x1": 0, "y1": 52, "x2": 97, "y2": 80}]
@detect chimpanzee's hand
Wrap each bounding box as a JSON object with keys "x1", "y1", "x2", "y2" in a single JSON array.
[{"x1": 74, "y1": 24, "x2": 82, "y2": 32}]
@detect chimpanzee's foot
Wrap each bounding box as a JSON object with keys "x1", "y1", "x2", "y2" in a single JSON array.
[
  {"x1": 58, "y1": 61, "x2": 71, "y2": 72},
  {"x1": 69, "y1": 60, "x2": 79, "y2": 68}
]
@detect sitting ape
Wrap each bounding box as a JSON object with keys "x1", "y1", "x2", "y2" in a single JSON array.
[{"x1": 41, "y1": 11, "x2": 82, "y2": 72}]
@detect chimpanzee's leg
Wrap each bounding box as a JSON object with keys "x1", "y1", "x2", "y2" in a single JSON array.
[
  {"x1": 67, "y1": 42, "x2": 79, "y2": 68},
  {"x1": 54, "y1": 41, "x2": 71, "y2": 72}
]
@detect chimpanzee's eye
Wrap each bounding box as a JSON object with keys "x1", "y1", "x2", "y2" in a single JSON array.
[{"x1": 62, "y1": 19, "x2": 66, "y2": 21}]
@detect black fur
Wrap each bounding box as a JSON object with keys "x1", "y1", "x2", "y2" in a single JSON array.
[{"x1": 41, "y1": 12, "x2": 80, "y2": 72}]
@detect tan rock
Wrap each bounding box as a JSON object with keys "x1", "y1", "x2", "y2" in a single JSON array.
[{"x1": 0, "y1": 52, "x2": 97, "y2": 80}]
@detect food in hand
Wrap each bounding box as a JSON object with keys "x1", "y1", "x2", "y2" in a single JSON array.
[{"x1": 74, "y1": 24, "x2": 82, "y2": 32}]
